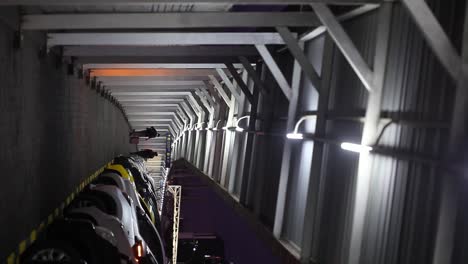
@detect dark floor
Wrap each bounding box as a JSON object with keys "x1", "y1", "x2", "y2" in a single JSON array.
[
  {"x1": 166, "y1": 160, "x2": 295, "y2": 264},
  {"x1": 0, "y1": 20, "x2": 134, "y2": 259}
]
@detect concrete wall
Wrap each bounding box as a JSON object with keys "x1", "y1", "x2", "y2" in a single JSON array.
[{"x1": 0, "y1": 13, "x2": 134, "y2": 259}]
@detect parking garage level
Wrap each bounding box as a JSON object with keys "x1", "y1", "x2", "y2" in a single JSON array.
[{"x1": 2, "y1": 1, "x2": 468, "y2": 264}]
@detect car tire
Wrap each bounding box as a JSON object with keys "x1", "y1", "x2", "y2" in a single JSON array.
[{"x1": 21, "y1": 240, "x2": 84, "y2": 264}]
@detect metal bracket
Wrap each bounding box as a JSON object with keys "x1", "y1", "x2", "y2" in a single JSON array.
[
  {"x1": 225, "y1": 63, "x2": 254, "y2": 103},
  {"x1": 209, "y1": 75, "x2": 232, "y2": 106},
  {"x1": 401, "y1": 0, "x2": 462, "y2": 81},
  {"x1": 238, "y1": 57, "x2": 270, "y2": 94},
  {"x1": 255, "y1": 45, "x2": 292, "y2": 100},
  {"x1": 311, "y1": 3, "x2": 374, "y2": 92},
  {"x1": 276, "y1": 26, "x2": 322, "y2": 94}
]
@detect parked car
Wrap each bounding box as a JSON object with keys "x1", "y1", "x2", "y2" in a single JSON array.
[
  {"x1": 111, "y1": 157, "x2": 161, "y2": 229},
  {"x1": 66, "y1": 184, "x2": 158, "y2": 264},
  {"x1": 93, "y1": 171, "x2": 164, "y2": 259},
  {"x1": 22, "y1": 156, "x2": 166, "y2": 264},
  {"x1": 20, "y1": 218, "x2": 124, "y2": 264}
]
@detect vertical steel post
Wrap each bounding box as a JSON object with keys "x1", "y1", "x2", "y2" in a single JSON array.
[
  {"x1": 273, "y1": 46, "x2": 303, "y2": 238},
  {"x1": 299, "y1": 35, "x2": 335, "y2": 263},
  {"x1": 433, "y1": 2, "x2": 468, "y2": 263},
  {"x1": 240, "y1": 66, "x2": 260, "y2": 205},
  {"x1": 347, "y1": 4, "x2": 392, "y2": 264}
]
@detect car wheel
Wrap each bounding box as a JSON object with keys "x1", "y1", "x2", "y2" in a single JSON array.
[{"x1": 21, "y1": 240, "x2": 84, "y2": 264}]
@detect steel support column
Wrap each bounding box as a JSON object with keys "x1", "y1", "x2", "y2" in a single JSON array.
[
  {"x1": 239, "y1": 66, "x2": 260, "y2": 205},
  {"x1": 299, "y1": 36, "x2": 335, "y2": 263},
  {"x1": 347, "y1": 4, "x2": 392, "y2": 264},
  {"x1": 432, "y1": 2, "x2": 468, "y2": 263},
  {"x1": 273, "y1": 49, "x2": 303, "y2": 238}
]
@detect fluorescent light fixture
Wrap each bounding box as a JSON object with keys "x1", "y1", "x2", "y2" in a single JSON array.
[
  {"x1": 211, "y1": 120, "x2": 223, "y2": 131},
  {"x1": 286, "y1": 133, "x2": 303, "y2": 140},
  {"x1": 235, "y1": 115, "x2": 250, "y2": 133},
  {"x1": 340, "y1": 142, "x2": 372, "y2": 153},
  {"x1": 195, "y1": 122, "x2": 206, "y2": 131},
  {"x1": 286, "y1": 115, "x2": 316, "y2": 140}
]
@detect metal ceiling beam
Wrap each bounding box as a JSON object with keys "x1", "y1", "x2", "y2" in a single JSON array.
[
  {"x1": 225, "y1": 63, "x2": 253, "y2": 103},
  {"x1": 215, "y1": 68, "x2": 242, "y2": 102},
  {"x1": 90, "y1": 68, "x2": 217, "y2": 77},
  {"x1": 107, "y1": 85, "x2": 201, "y2": 91},
  {"x1": 209, "y1": 75, "x2": 231, "y2": 106},
  {"x1": 239, "y1": 57, "x2": 269, "y2": 94},
  {"x1": 124, "y1": 106, "x2": 179, "y2": 112},
  {"x1": 0, "y1": 0, "x2": 387, "y2": 5},
  {"x1": 129, "y1": 119, "x2": 175, "y2": 122},
  {"x1": 255, "y1": 45, "x2": 292, "y2": 100},
  {"x1": 122, "y1": 104, "x2": 181, "y2": 107},
  {"x1": 300, "y1": 4, "x2": 379, "y2": 41},
  {"x1": 402, "y1": 0, "x2": 461, "y2": 81},
  {"x1": 187, "y1": 94, "x2": 204, "y2": 116},
  {"x1": 22, "y1": 12, "x2": 319, "y2": 30},
  {"x1": 127, "y1": 112, "x2": 178, "y2": 116},
  {"x1": 83, "y1": 63, "x2": 243, "y2": 70},
  {"x1": 277, "y1": 26, "x2": 322, "y2": 93},
  {"x1": 194, "y1": 91, "x2": 214, "y2": 115},
  {"x1": 103, "y1": 80, "x2": 204, "y2": 86},
  {"x1": 47, "y1": 33, "x2": 288, "y2": 47},
  {"x1": 104, "y1": 76, "x2": 210, "y2": 82},
  {"x1": 311, "y1": 3, "x2": 374, "y2": 91},
  {"x1": 176, "y1": 107, "x2": 189, "y2": 122},
  {"x1": 76, "y1": 56, "x2": 251, "y2": 64},
  {"x1": 198, "y1": 85, "x2": 217, "y2": 108},
  {"x1": 181, "y1": 101, "x2": 196, "y2": 121},
  {"x1": 118, "y1": 98, "x2": 185, "y2": 102},
  {"x1": 195, "y1": 88, "x2": 215, "y2": 109},
  {"x1": 113, "y1": 92, "x2": 194, "y2": 96},
  {"x1": 65, "y1": 46, "x2": 258, "y2": 57}
]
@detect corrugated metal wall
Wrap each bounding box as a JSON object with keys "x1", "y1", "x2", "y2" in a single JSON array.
[{"x1": 314, "y1": 1, "x2": 464, "y2": 264}]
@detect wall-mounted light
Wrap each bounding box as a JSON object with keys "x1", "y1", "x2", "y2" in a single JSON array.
[
  {"x1": 235, "y1": 115, "x2": 250, "y2": 132},
  {"x1": 212, "y1": 120, "x2": 223, "y2": 131},
  {"x1": 195, "y1": 122, "x2": 206, "y2": 131},
  {"x1": 286, "y1": 133, "x2": 303, "y2": 139},
  {"x1": 186, "y1": 124, "x2": 196, "y2": 131},
  {"x1": 340, "y1": 142, "x2": 372, "y2": 153},
  {"x1": 286, "y1": 115, "x2": 316, "y2": 140}
]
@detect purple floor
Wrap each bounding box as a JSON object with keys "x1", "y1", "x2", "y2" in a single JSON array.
[{"x1": 168, "y1": 164, "x2": 282, "y2": 264}]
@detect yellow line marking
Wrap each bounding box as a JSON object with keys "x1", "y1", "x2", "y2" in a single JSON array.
[
  {"x1": 38, "y1": 222, "x2": 45, "y2": 232},
  {"x1": 5, "y1": 160, "x2": 113, "y2": 264},
  {"x1": 18, "y1": 240, "x2": 27, "y2": 254},
  {"x1": 30, "y1": 230, "x2": 37, "y2": 243},
  {"x1": 7, "y1": 253, "x2": 15, "y2": 264}
]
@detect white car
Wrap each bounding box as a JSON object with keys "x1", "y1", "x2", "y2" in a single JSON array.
[{"x1": 67, "y1": 184, "x2": 155, "y2": 263}]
